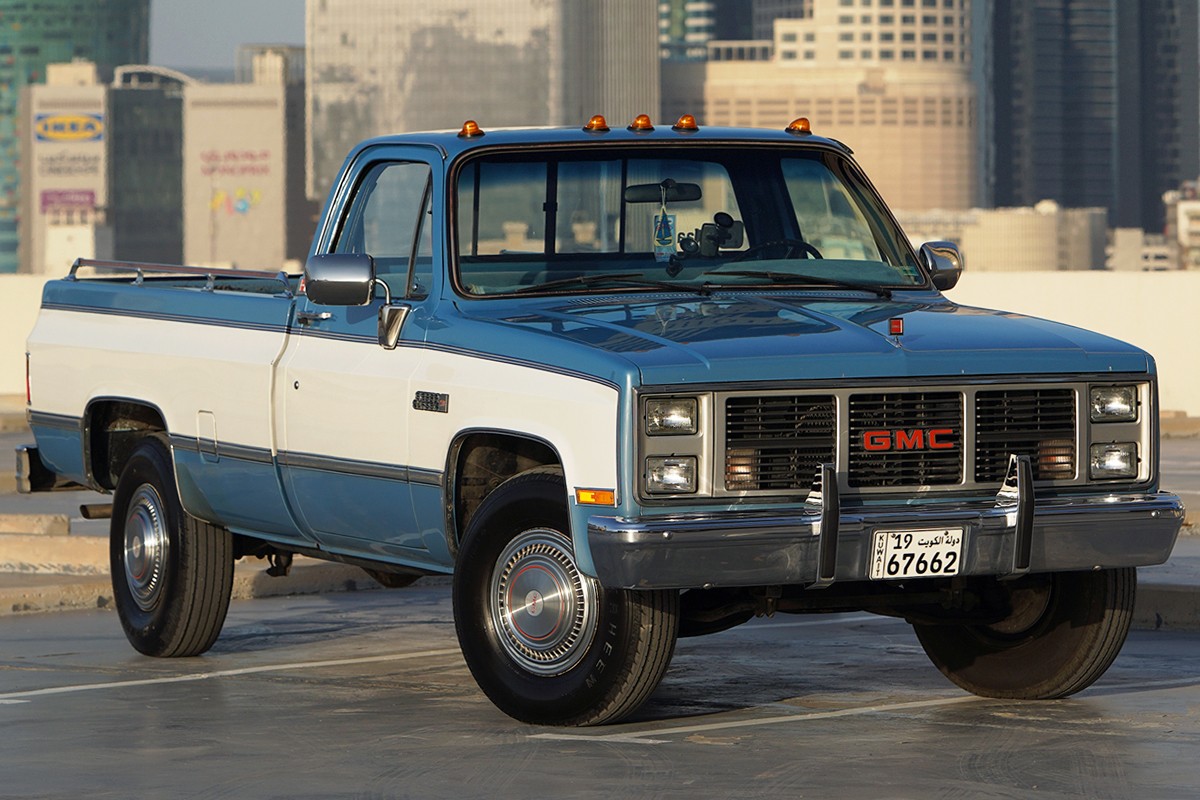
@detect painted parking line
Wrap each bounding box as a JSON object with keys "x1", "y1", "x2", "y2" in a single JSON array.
[
  {"x1": 531, "y1": 695, "x2": 983, "y2": 745},
  {"x1": 0, "y1": 647, "x2": 462, "y2": 705}
]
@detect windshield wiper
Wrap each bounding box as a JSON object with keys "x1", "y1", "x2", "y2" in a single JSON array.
[
  {"x1": 513, "y1": 271, "x2": 709, "y2": 296},
  {"x1": 702, "y1": 269, "x2": 893, "y2": 300}
]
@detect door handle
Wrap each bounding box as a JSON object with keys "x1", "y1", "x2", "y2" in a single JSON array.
[{"x1": 296, "y1": 310, "x2": 332, "y2": 325}]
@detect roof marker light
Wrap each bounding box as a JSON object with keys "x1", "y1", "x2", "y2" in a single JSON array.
[
  {"x1": 458, "y1": 119, "x2": 484, "y2": 138},
  {"x1": 786, "y1": 117, "x2": 812, "y2": 135},
  {"x1": 672, "y1": 114, "x2": 699, "y2": 132},
  {"x1": 628, "y1": 113, "x2": 655, "y2": 132},
  {"x1": 583, "y1": 114, "x2": 610, "y2": 132}
]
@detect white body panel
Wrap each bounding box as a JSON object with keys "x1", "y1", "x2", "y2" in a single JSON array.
[{"x1": 29, "y1": 306, "x2": 288, "y2": 451}]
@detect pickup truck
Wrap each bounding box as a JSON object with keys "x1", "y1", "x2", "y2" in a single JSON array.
[{"x1": 19, "y1": 115, "x2": 1184, "y2": 726}]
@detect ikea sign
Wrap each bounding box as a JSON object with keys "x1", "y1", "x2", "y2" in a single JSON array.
[{"x1": 35, "y1": 114, "x2": 104, "y2": 143}]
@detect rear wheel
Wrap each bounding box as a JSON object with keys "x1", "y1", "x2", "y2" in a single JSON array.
[
  {"x1": 453, "y1": 468, "x2": 679, "y2": 725},
  {"x1": 110, "y1": 437, "x2": 234, "y2": 657},
  {"x1": 912, "y1": 568, "x2": 1135, "y2": 699}
]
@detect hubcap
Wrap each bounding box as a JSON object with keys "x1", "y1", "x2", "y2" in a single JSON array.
[
  {"x1": 123, "y1": 484, "x2": 170, "y2": 612},
  {"x1": 490, "y1": 528, "x2": 599, "y2": 676}
]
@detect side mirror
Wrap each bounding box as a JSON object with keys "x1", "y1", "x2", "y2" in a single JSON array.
[
  {"x1": 305, "y1": 253, "x2": 376, "y2": 306},
  {"x1": 919, "y1": 241, "x2": 964, "y2": 292}
]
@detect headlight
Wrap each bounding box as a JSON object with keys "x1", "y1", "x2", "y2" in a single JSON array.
[
  {"x1": 646, "y1": 457, "x2": 697, "y2": 494},
  {"x1": 1089, "y1": 443, "x2": 1138, "y2": 480},
  {"x1": 1090, "y1": 385, "x2": 1138, "y2": 422},
  {"x1": 646, "y1": 398, "x2": 698, "y2": 435}
]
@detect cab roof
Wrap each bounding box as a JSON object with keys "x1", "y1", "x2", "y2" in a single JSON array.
[{"x1": 345, "y1": 116, "x2": 853, "y2": 162}]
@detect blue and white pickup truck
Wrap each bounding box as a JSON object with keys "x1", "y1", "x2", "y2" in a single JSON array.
[{"x1": 19, "y1": 115, "x2": 1184, "y2": 725}]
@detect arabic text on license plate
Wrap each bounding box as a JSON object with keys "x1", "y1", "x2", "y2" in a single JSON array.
[{"x1": 869, "y1": 528, "x2": 963, "y2": 580}]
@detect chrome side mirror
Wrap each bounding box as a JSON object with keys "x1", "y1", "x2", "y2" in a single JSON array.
[
  {"x1": 919, "y1": 241, "x2": 963, "y2": 292},
  {"x1": 304, "y1": 253, "x2": 376, "y2": 306}
]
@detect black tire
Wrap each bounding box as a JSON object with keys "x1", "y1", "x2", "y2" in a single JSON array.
[
  {"x1": 912, "y1": 568, "x2": 1135, "y2": 699},
  {"x1": 109, "y1": 436, "x2": 234, "y2": 657},
  {"x1": 453, "y1": 467, "x2": 679, "y2": 726}
]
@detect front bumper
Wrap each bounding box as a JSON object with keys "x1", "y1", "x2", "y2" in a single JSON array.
[{"x1": 587, "y1": 460, "x2": 1185, "y2": 590}]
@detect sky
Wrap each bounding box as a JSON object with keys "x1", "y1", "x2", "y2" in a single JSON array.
[{"x1": 149, "y1": 0, "x2": 305, "y2": 71}]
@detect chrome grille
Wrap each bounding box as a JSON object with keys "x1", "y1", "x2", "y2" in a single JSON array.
[
  {"x1": 725, "y1": 395, "x2": 835, "y2": 491},
  {"x1": 975, "y1": 389, "x2": 1076, "y2": 482},
  {"x1": 847, "y1": 392, "x2": 963, "y2": 487}
]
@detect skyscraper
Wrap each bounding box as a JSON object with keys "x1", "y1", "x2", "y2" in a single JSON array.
[
  {"x1": 0, "y1": 0, "x2": 149, "y2": 272},
  {"x1": 992, "y1": 0, "x2": 1199, "y2": 230},
  {"x1": 663, "y1": 0, "x2": 980, "y2": 212},
  {"x1": 305, "y1": 0, "x2": 658, "y2": 200}
]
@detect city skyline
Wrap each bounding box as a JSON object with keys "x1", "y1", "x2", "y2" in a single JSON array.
[{"x1": 149, "y1": 0, "x2": 304, "y2": 71}]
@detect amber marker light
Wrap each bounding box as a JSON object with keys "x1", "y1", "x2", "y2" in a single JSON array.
[
  {"x1": 785, "y1": 117, "x2": 812, "y2": 135},
  {"x1": 628, "y1": 113, "x2": 655, "y2": 132},
  {"x1": 672, "y1": 114, "x2": 699, "y2": 132},
  {"x1": 458, "y1": 119, "x2": 484, "y2": 138},
  {"x1": 583, "y1": 114, "x2": 610, "y2": 132},
  {"x1": 575, "y1": 488, "x2": 617, "y2": 506}
]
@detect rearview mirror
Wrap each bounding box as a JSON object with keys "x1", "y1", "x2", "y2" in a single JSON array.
[
  {"x1": 919, "y1": 241, "x2": 963, "y2": 292},
  {"x1": 624, "y1": 180, "x2": 702, "y2": 204},
  {"x1": 304, "y1": 253, "x2": 376, "y2": 306}
]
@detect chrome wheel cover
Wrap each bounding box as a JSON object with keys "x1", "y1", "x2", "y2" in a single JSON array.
[
  {"x1": 490, "y1": 528, "x2": 599, "y2": 676},
  {"x1": 123, "y1": 484, "x2": 170, "y2": 612}
]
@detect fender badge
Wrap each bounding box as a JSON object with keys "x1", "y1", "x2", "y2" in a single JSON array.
[{"x1": 413, "y1": 391, "x2": 449, "y2": 413}]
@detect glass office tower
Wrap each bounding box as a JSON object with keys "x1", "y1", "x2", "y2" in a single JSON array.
[{"x1": 0, "y1": 0, "x2": 149, "y2": 272}]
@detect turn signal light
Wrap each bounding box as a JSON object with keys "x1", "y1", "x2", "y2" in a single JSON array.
[
  {"x1": 575, "y1": 488, "x2": 616, "y2": 506},
  {"x1": 458, "y1": 119, "x2": 484, "y2": 138},
  {"x1": 628, "y1": 114, "x2": 655, "y2": 132},
  {"x1": 672, "y1": 114, "x2": 699, "y2": 132},
  {"x1": 786, "y1": 117, "x2": 812, "y2": 135},
  {"x1": 583, "y1": 114, "x2": 610, "y2": 132}
]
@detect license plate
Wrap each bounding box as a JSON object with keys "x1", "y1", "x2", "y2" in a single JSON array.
[{"x1": 869, "y1": 528, "x2": 963, "y2": 580}]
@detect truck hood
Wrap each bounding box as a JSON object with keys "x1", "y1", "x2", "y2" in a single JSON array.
[{"x1": 456, "y1": 293, "x2": 1150, "y2": 385}]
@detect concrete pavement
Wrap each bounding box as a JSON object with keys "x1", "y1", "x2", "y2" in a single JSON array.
[{"x1": 1, "y1": 397, "x2": 1197, "y2": 629}]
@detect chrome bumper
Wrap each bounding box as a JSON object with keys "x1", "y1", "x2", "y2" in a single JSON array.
[{"x1": 587, "y1": 459, "x2": 1185, "y2": 590}]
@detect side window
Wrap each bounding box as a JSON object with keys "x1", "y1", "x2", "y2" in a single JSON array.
[{"x1": 335, "y1": 161, "x2": 432, "y2": 297}]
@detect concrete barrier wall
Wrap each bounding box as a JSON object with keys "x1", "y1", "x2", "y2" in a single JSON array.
[
  {"x1": 950, "y1": 272, "x2": 1200, "y2": 417},
  {"x1": 2, "y1": 271, "x2": 1198, "y2": 416}
]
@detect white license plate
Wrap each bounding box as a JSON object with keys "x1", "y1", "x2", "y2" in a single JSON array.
[{"x1": 869, "y1": 528, "x2": 964, "y2": 580}]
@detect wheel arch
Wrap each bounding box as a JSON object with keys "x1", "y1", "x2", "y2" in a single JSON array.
[
  {"x1": 443, "y1": 428, "x2": 564, "y2": 558},
  {"x1": 84, "y1": 396, "x2": 169, "y2": 491}
]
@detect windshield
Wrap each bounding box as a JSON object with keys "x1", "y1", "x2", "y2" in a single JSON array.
[{"x1": 454, "y1": 146, "x2": 923, "y2": 296}]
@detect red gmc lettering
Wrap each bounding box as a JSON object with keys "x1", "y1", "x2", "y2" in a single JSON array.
[
  {"x1": 863, "y1": 430, "x2": 893, "y2": 451},
  {"x1": 862, "y1": 428, "x2": 957, "y2": 451},
  {"x1": 927, "y1": 428, "x2": 954, "y2": 449}
]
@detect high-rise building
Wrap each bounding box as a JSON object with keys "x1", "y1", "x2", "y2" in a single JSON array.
[
  {"x1": 305, "y1": 0, "x2": 659, "y2": 200},
  {"x1": 109, "y1": 66, "x2": 188, "y2": 265},
  {"x1": 20, "y1": 53, "x2": 314, "y2": 274},
  {"x1": 751, "y1": 0, "x2": 811, "y2": 40},
  {"x1": 0, "y1": 0, "x2": 149, "y2": 272},
  {"x1": 992, "y1": 0, "x2": 1199, "y2": 230},
  {"x1": 663, "y1": 0, "x2": 979, "y2": 211},
  {"x1": 183, "y1": 47, "x2": 314, "y2": 269},
  {"x1": 660, "y1": 0, "x2": 755, "y2": 60}
]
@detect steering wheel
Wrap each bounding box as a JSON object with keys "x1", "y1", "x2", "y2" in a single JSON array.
[{"x1": 730, "y1": 238, "x2": 823, "y2": 262}]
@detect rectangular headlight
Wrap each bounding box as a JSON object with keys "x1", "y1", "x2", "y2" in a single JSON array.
[
  {"x1": 646, "y1": 398, "x2": 698, "y2": 435},
  {"x1": 1089, "y1": 442, "x2": 1138, "y2": 480},
  {"x1": 1090, "y1": 385, "x2": 1138, "y2": 422},
  {"x1": 646, "y1": 456, "x2": 697, "y2": 494}
]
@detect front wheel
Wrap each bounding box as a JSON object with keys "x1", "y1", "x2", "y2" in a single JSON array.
[
  {"x1": 453, "y1": 468, "x2": 679, "y2": 726},
  {"x1": 912, "y1": 568, "x2": 1135, "y2": 699},
  {"x1": 110, "y1": 437, "x2": 234, "y2": 657}
]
